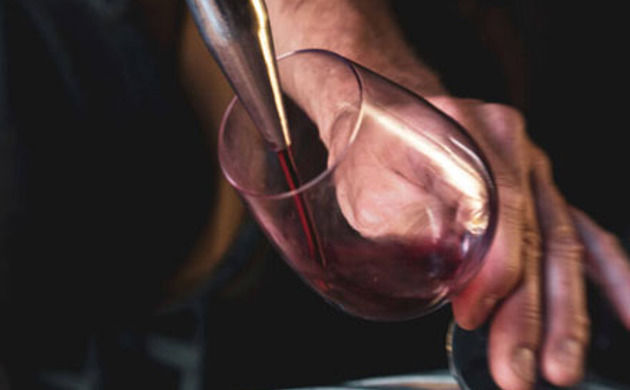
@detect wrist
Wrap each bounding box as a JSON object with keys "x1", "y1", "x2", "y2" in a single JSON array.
[{"x1": 265, "y1": 0, "x2": 447, "y2": 97}]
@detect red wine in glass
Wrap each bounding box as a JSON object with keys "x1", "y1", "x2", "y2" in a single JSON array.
[
  {"x1": 219, "y1": 49, "x2": 497, "y2": 322},
  {"x1": 276, "y1": 147, "x2": 325, "y2": 266},
  {"x1": 275, "y1": 137, "x2": 484, "y2": 321}
]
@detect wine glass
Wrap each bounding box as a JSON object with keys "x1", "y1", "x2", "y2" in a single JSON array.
[{"x1": 218, "y1": 49, "x2": 498, "y2": 321}]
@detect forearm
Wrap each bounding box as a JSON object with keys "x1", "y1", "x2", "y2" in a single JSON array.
[{"x1": 265, "y1": 0, "x2": 448, "y2": 97}]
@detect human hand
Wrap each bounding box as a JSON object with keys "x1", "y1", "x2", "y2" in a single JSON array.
[
  {"x1": 265, "y1": 1, "x2": 630, "y2": 389},
  {"x1": 322, "y1": 89, "x2": 630, "y2": 390},
  {"x1": 430, "y1": 97, "x2": 630, "y2": 390},
  {"x1": 282, "y1": 57, "x2": 630, "y2": 388}
]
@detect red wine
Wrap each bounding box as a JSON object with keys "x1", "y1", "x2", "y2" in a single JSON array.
[
  {"x1": 275, "y1": 146, "x2": 481, "y2": 321},
  {"x1": 276, "y1": 147, "x2": 325, "y2": 266},
  {"x1": 308, "y1": 240, "x2": 468, "y2": 321}
]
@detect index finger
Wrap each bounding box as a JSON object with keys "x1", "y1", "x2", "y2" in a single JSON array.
[{"x1": 451, "y1": 180, "x2": 524, "y2": 329}]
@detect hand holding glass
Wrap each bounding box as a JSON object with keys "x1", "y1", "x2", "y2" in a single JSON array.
[{"x1": 219, "y1": 49, "x2": 497, "y2": 321}]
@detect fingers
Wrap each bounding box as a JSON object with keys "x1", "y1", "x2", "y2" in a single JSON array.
[
  {"x1": 571, "y1": 208, "x2": 630, "y2": 328},
  {"x1": 451, "y1": 103, "x2": 528, "y2": 329},
  {"x1": 433, "y1": 98, "x2": 623, "y2": 389},
  {"x1": 487, "y1": 213, "x2": 542, "y2": 390},
  {"x1": 450, "y1": 182, "x2": 523, "y2": 328},
  {"x1": 532, "y1": 149, "x2": 589, "y2": 386}
]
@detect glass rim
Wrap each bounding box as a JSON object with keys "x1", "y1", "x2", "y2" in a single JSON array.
[{"x1": 218, "y1": 48, "x2": 366, "y2": 200}]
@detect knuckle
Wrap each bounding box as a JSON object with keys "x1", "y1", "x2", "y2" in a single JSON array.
[
  {"x1": 547, "y1": 225, "x2": 584, "y2": 261},
  {"x1": 574, "y1": 311, "x2": 591, "y2": 332},
  {"x1": 484, "y1": 103, "x2": 527, "y2": 128},
  {"x1": 513, "y1": 298, "x2": 544, "y2": 346},
  {"x1": 521, "y1": 303, "x2": 544, "y2": 332},
  {"x1": 482, "y1": 103, "x2": 528, "y2": 141},
  {"x1": 532, "y1": 146, "x2": 553, "y2": 178},
  {"x1": 523, "y1": 228, "x2": 543, "y2": 252},
  {"x1": 523, "y1": 228, "x2": 543, "y2": 268},
  {"x1": 572, "y1": 314, "x2": 591, "y2": 343},
  {"x1": 497, "y1": 179, "x2": 526, "y2": 218},
  {"x1": 559, "y1": 313, "x2": 591, "y2": 345}
]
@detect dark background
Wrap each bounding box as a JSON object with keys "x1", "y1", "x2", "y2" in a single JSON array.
[{"x1": 1, "y1": 0, "x2": 628, "y2": 389}]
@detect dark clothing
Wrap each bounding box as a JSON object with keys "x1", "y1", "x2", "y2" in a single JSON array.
[
  {"x1": 1, "y1": 0, "x2": 214, "y2": 327},
  {"x1": 0, "y1": 0, "x2": 216, "y2": 385}
]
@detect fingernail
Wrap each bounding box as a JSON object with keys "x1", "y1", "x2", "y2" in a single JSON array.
[
  {"x1": 512, "y1": 347, "x2": 537, "y2": 383},
  {"x1": 555, "y1": 339, "x2": 583, "y2": 375}
]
